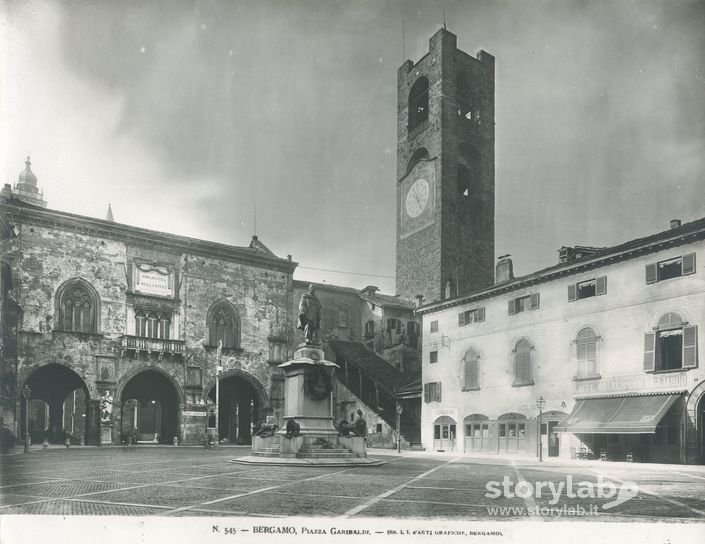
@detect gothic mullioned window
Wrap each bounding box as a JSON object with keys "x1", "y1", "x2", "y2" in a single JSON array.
[
  {"x1": 208, "y1": 301, "x2": 240, "y2": 349},
  {"x1": 55, "y1": 278, "x2": 99, "y2": 333}
]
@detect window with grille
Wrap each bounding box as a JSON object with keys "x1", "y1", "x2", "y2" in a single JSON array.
[{"x1": 430, "y1": 320, "x2": 439, "y2": 333}]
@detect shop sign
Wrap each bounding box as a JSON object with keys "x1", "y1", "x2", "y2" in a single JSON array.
[
  {"x1": 574, "y1": 372, "x2": 687, "y2": 396},
  {"x1": 431, "y1": 407, "x2": 458, "y2": 421}
]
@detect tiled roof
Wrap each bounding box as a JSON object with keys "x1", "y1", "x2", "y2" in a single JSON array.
[
  {"x1": 359, "y1": 291, "x2": 416, "y2": 310},
  {"x1": 420, "y1": 215, "x2": 705, "y2": 314},
  {"x1": 327, "y1": 340, "x2": 418, "y2": 395}
]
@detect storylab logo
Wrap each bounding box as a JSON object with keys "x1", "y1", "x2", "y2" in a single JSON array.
[{"x1": 485, "y1": 475, "x2": 639, "y2": 511}]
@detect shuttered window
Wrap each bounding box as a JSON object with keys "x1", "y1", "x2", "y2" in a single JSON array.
[
  {"x1": 513, "y1": 339, "x2": 534, "y2": 386},
  {"x1": 509, "y1": 295, "x2": 539, "y2": 315},
  {"x1": 463, "y1": 349, "x2": 480, "y2": 390},
  {"x1": 644, "y1": 313, "x2": 698, "y2": 372},
  {"x1": 646, "y1": 253, "x2": 697, "y2": 284},
  {"x1": 568, "y1": 276, "x2": 607, "y2": 301},
  {"x1": 423, "y1": 382, "x2": 442, "y2": 403},
  {"x1": 458, "y1": 307, "x2": 486, "y2": 326}
]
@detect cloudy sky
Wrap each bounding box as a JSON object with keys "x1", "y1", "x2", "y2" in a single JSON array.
[{"x1": 1, "y1": 0, "x2": 704, "y2": 293}]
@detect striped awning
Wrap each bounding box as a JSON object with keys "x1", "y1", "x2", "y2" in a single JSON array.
[{"x1": 554, "y1": 394, "x2": 681, "y2": 434}]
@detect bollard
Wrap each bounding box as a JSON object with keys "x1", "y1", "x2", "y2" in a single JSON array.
[
  {"x1": 65, "y1": 437, "x2": 71, "y2": 448},
  {"x1": 173, "y1": 436, "x2": 178, "y2": 446},
  {"x1": 79, "y1": 434, "x2": 85, "y2": 447},
  {"x1": 43, "y1": 438, "x2": 49, "y2": 450}
]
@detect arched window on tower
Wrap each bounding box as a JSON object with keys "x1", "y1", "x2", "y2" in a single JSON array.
[
  {"x1": 408, "y1": 77, "x2": 429, "y2": 132},
  {"x1": 457, "y1": 71, "x2": 473, "y2": 120},
  {"x1": 208, "y1": 301, "x2": 241, "y2": 349},
  {"x1": 55, "y1": 278, "x2": 99, "y2": 333}
]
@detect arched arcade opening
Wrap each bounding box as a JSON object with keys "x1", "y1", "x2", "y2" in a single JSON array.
[
  {"x1": 206, "y1": 372, "x2": 267, "y2": 445},
  {"x1": 21, "y1": 364, "x2": 89, "y2": 444},
  {"x1": 119, "y1": 369, "x2": 181, "y2": 444}
]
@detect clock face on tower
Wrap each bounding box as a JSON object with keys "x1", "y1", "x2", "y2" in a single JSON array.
[{"x1": 405, "y1": 178, "x2": 430, "y2": 218}]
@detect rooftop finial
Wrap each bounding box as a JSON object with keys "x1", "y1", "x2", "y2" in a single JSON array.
[{"x1": 105, "y1": 203, "x2": 114, "y2": 222}]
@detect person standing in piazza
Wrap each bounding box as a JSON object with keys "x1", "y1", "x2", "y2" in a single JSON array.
[{"x1": 298, "y1": 284, "x2": 322, "y2": 345}]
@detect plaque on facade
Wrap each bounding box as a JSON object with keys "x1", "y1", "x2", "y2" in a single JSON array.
[{"x1": 134, "y1": 264, "x2": 173, "y2": 296}]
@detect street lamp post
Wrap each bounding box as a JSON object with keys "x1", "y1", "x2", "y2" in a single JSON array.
[
  {"x1": 536, "y1": 395, "x2": 546, "y2": 462},
  {"x1": 215, "y1": 340, "x2": 222, "y2": 448},
  {"x1": 22, "y1": 385, "x2": 31, "y2": 454},
  {"x1": 396, "y1": 402, "x2": 403, "y2": 453}
]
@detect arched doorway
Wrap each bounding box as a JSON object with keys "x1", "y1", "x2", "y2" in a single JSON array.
[
  {"x1": 119, "y1": 369, "x2": 180, "y2": 444},
  {"x1": 464, "y1": 414, "x2": 489, "y2": 452},
  {"x1": 433, "y1": 416, "x2": 457, "y2": 452},
  {"x1": 698, "y1": 395, "x2": 705, "y2": 464},
  {"x1": 498, "y1": 412, "x2": 527, "y2": 453},
  {"x1": 206, "y1": 372, "x2": 266, "y2": 445},
  {"x1": 21, "y1": 364, "x2": 89, "y2": 444}
]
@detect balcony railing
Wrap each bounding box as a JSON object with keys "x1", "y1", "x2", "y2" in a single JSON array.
[{"x1": 120, "y1": 335, "x2": 185, "y2": 357}]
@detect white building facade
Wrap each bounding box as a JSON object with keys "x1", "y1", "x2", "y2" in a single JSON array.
[{"x1": 418, "y1": 218, "x2": 705, "y2": 464}]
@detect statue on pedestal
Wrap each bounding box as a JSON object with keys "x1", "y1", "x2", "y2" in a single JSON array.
[{"x1": 297, "y1": 284, "x2": 322, "y2": 345}]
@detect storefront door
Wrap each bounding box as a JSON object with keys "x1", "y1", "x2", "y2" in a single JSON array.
[
  {"x1": 548, "y1": 421, "x2": 559, "y2": 457},
  {"x1": 465, "y1": 422, "x2": 489, "y2": 451},
  {"x1": 499, "y1": 420, "x2": 526, "y2": 453},
  {"x1": 433, "y1": 416, "x2": 457, "y2": 451}
]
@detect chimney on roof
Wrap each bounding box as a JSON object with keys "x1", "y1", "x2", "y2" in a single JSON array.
[
  {"x1": 361, "y1": 285, "x2": 379, "y2": 296},
  {"x1": 670, "y1": 219, "x2": 681, "y2": 229},
  {"x1": 0, "y1": 184, "x2": 12, "y2": 200},
  {"x1": 415, "y1": 294, "x2": 424, "y2": 308},
  {"x1": 495, "y1": 255, "x2": 514, "y2": 283}
]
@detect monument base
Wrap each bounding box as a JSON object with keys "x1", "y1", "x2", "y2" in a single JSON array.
[{"x1": 231, "y1": 344, "x2": 385, "y2": 467}]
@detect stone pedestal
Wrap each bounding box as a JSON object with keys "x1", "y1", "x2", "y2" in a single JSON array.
[
  {"x1": 100, "y1": 425, "x2": 112, "y2": 445},
  {"x1": 234, "y1": 344, "x2": 385, "y2": 466},
  {"x1": 277, "y1": 345, "x2": 339, "y2": 437}
]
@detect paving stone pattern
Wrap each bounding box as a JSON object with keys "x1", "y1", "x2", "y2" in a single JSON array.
[{"x1": 1, "y1": 447, "x2": 705, "y2": 521}]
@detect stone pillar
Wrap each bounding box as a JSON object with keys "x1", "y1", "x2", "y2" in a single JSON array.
[
  {"x1": 278, "y1": 345, "x2": 339, "y2": 436},
  {"x1": 86, "y1": 399, "x2": 101, "y2": 445}
]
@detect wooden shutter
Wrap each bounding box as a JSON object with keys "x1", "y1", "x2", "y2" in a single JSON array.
[
  {"x1": 645, "y1": 263, "x2": 657, "y2": 284},
  {"x1": 458, "y1": 312, "x2": 466, "y2": 327},
  {"x1": 682, "y1": 252, "x2": 696, "y2": 275},
  {"x1": 530, "y1": 293, "x2": 540, "y2": 310},
  {"x1": 596, "y1": 276, "x2": 607, "y2": 296},
  {"x1": 466, "y1": 358, "x2": 479, "y2": 389},
  {"x1": 643, "y1": 332, "x2": 656, "y2": 371},
  {"x1": 435, "y1": 382, "x2": 442, "y2": 402},
  {"x1": 508, "y1": 300, "x2": 516, "y2": 315},
  {"x1": 424, "y1": 383, "x2": 430, "y2": 403},
  {"x1": 568, "y1": 284, "x2": 577, "y2": 302},
  {"x1": 477, "y1": 307, "x2": 485, "y2": 323},
  {"x1": 683, "y1": 325, "x2": 698, "y2": 369}
]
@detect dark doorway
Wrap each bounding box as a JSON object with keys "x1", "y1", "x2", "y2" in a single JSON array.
[
  {"x1": 21, "y1": 364, "x2": 89, "y2": 444},
  {"x1": 207, "y1": 375, "x2": 264, "y2": 445},
  {"x1": 120, "y1": 370, "x2": 180, "y2": 444}
]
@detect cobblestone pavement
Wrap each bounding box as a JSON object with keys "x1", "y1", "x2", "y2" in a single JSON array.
[{"x1": 1, "y1": 446, "x2": 705, "y2": 522}]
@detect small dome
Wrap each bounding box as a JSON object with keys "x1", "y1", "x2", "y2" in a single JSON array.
[{"x1": 18, "y1": 156, "x2": 38, "y2": 186}]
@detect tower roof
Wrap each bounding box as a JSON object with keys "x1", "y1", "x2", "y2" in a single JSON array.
[
  {"x1": 18, "y1": 156, "x2": 38, "y2": 186},
  {"x1": 105, "y1": 203, "x2": 115, "y2": 222}
]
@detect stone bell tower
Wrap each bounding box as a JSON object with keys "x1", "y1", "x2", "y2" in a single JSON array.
[{"x1": 396, "y1": 29, "x2": 495, "y2": 304}]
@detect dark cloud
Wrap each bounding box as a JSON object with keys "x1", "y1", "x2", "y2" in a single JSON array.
[{"x1": 16, "y1": 0, "x2": 705, "y2": 286}]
